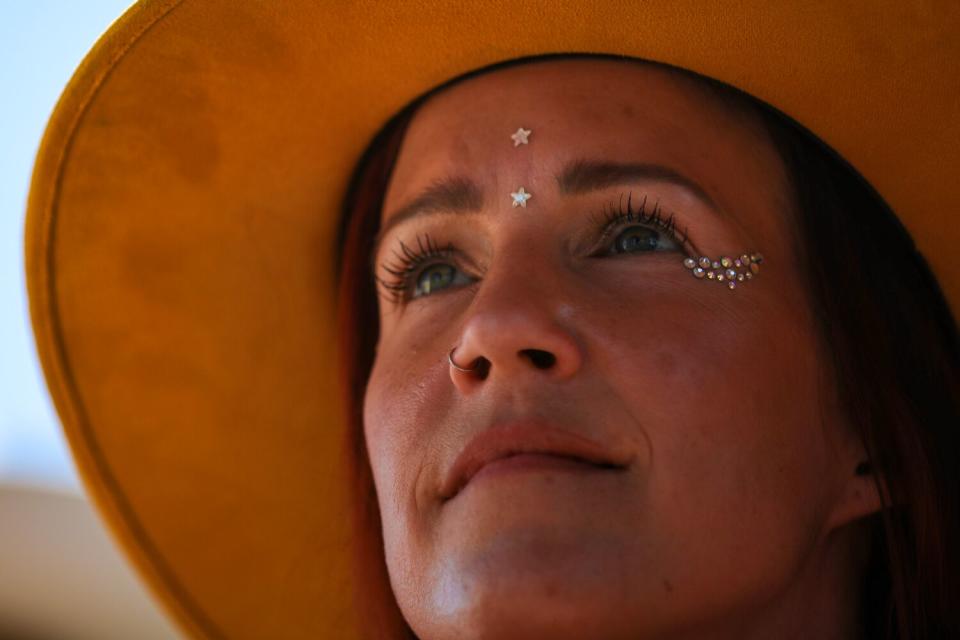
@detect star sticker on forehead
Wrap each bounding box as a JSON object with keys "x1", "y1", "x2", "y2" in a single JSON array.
[
  {"x1": 511, "y1": 187, "x2": 532, "y2": 207},
  {"x1": 510, "y1": 127, "x2": 531, "y2": 146}
]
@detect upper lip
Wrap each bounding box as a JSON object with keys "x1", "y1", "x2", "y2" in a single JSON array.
[{"x1": 440, "y1": 419, "x2": 632, "y2": 500}]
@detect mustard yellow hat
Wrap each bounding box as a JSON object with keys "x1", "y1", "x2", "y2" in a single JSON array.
[{"x1": 24, "y1": 1, "x2": 959, "y2": 638}]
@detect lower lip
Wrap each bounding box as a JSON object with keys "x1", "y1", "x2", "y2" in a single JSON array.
[{"x1": 466, "y1": 453, "x2": 617, "y2": 488}]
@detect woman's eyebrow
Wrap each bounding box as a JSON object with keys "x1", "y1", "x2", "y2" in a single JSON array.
[
  {"x1": 557, "y1": 159, "x2": 718, "y2": 212},
  {"x1": 372, "y1": 177, "x2": 483, "y2": 263},
  {"x1": 372, "y1": 158, "x2": 719, "y2": 261}
]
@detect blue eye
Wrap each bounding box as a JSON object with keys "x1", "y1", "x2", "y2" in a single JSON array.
[
  {"x1": 593, "y1": 193, "x2": 687, "y2": 257},
  {"x1": 613, "y1": 226, "x2": 660, "y2": 253},
  {"x1": 415, "y1": 264, "x2": 456, "y2": 297},
  {"x1": 376, "y1": 235, "x2": 474, "y2": 304},
  {"x1": 376, "y1": 193, "x2": 693, "y2": 305}
]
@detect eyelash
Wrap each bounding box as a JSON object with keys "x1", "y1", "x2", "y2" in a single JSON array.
[
  {"x1": 376, "y1": 234, "x2": 457, "y2": 304},
  {"x1": 375, "y1": 193, "x2": 694, "y2": 305},
  {"x1": 589, "y1": 192, "x2": 692, "y2": 257}
]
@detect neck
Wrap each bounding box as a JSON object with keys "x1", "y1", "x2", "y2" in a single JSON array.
[
  {"x1": 736, "y1": 519, "x2": 872, "y2": 640},
  {"x1": 669, "y1": 518, "x2": 874, "y2": 640}
]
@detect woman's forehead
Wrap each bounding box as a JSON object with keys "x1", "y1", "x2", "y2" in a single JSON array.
[{"x1": 383, "y1": 58, "x2": 786, "y2": 233}]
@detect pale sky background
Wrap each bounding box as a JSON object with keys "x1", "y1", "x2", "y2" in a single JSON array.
[{"x1": 1, "y1": 1, "x2": 135, "y2": 491}]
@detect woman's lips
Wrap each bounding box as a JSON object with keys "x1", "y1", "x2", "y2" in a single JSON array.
[
  {"x1": 466, "y1": 452, "x2": 622, "y2": 488},
  {"x1": 440, "y1": 420, "x2": 633, "y2": 501}
]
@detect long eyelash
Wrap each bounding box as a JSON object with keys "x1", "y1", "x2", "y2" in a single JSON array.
[
  {"x1": 588, "y1": 192, "x2": 693, "y2": 253},
  {"x1": 375, "y1": 233, "x2": 455, "y2": 305},
  {"x1": 374, "y1": 192, "x2": 697, "y2": 305}
]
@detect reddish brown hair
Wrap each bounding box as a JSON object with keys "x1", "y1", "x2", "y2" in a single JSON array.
[
  {"x1": 335, "y1": 95, "x2": 420, "y2": 639},
  {"x1": 334, "y1": 54, "x2": 960, "y2": 639}
]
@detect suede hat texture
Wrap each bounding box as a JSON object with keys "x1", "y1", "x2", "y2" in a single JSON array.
[{"x1": 24, "y1": 1, "x2": 959, "y2": 638}]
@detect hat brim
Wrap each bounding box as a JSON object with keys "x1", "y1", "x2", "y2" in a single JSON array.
[{"x1": 25, "y1": 0, "x2": 960, "y2": 637}]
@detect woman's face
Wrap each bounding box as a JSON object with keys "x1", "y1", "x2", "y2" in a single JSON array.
[{"x1": 363, "y1": 59, "x2": 878, "y2": 639}]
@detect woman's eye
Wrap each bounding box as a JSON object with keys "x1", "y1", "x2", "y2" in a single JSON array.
[
  {"x1": 381, "y1": 212, "x2": 688, "y2": 305},
  {"x1": 414, "y1": 263, "x2": 465, "y2": 298},
  {"x1": 608, "y1": 225, "x2": 680, "y2": 255},
  {"x1": 409, "y1": 225, "x2": 678, "y2": 299}
]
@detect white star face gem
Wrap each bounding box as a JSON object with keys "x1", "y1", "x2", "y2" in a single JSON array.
[
  {"x1": 510, "y1": 187, "x2": 532, "y2": 207},
  {"x1": 510, "y1": 127, "x2": 531, "y2": 146}
]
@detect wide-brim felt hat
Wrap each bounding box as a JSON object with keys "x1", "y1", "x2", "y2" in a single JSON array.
[{"x1": 24, "y1": 1, "x2": 960, "y2": 638}]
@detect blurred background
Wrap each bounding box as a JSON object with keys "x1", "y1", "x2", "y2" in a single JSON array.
[{"x1": 1, "y1": 2, "x2": 182, "y2": 638}]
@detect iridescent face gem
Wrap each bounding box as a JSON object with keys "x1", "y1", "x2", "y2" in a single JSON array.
[
  {"x1": 682, "y1": 252, "x2": 764, "y2": 290},
  {"x1": 509, "y1": 128, "x2": 532, "y2": 206},
  {"x1": 511, "y1": 187, "x2": 532, "y2": 207},
  {"x1": 510, "y1": 127, "x2": 531, "y2": 146}
]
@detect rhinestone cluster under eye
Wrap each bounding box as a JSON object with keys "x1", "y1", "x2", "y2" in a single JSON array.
[{"x1": 682, "y1": 253, "x2": 764, "y2": 290}]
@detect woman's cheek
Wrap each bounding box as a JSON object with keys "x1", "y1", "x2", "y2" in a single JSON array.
[
  {"x1": 364, "y1": 349, "x2": 459, "y2": 620},
  {"x1": 364, "y1": 335, "x2": 447, "y2": 516}
]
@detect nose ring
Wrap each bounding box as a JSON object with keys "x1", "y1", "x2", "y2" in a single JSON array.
[{"x1": 448, "y1": 346, "x2": 480, "y2": 373}]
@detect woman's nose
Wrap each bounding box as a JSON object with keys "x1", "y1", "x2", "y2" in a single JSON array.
[{"x1": 448, "y1": 254, "x2": 584, "y2": 391}]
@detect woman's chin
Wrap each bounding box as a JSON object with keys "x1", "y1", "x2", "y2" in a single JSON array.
[
  {"x1": 433, "y1": 525, "x2": 639, "y2": 602},
  {"x1": 409, "y1": 545, "x2": 663, "y2": 640}
]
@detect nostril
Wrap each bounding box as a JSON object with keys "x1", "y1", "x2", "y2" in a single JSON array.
[
  {"x1": 522, "y1": 349, "x2": 556, "y2": 369},
  {"x1": 474, "y1": 357, "x2": 491, "y2": 379}
]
